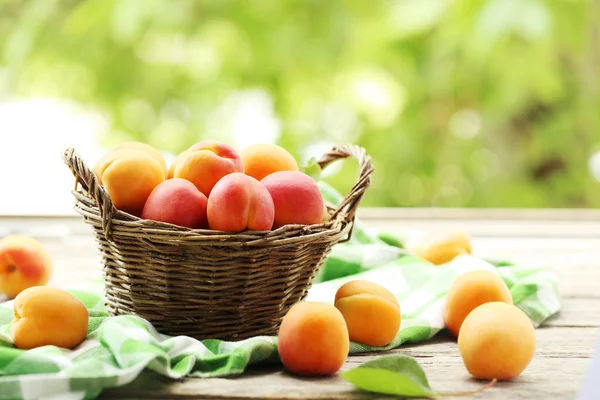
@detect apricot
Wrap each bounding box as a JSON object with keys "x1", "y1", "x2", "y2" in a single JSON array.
[
  {"x1": 444, "y1": 270, "x2": 513, "y2": 337},
  {"x1": 261, "y1": 171, "x2": 324, "y2": 228},
  {"x1": 170, "y1": 140, "x2": 244, "y2": 196},
  {"x1": 409, "y1": 231, "x2": 472, "y2": 265},
  {"x1": 458, "y1": 302, "x2": 536, "y2": 380},
  {"x1": 11, "y1": 286, "x2": 89, "y2": 350},
  {"x1": 141, "y1": 178, "x2": 208, "y2": 229},
  {"x1": 334, "y1": 280, "x2": 401, "y2": 347},
  {"x1": 168, "y1": 149, "x2": 191, "y2": 178},
  {"x1": 278, "y1": 302, "x2": 349, "y2": 376},
  {"x1": 240, "y1": 143, "x2": 299, "y2": 181},
  {"x1": 93, "y1": 141, "x2": 167, "y2": 181},
  {"x1": 112, "y1": 141, "x2": 168, "y2": 176},
  {"x1": 207, "y1": 173, "x2": 274, "y2": 232},
  {"x1": 97, "y1": 151, "x2": 166, "y2": 216},
  {"x1": 0, "y1": 235, "x2": 52, "y2": 299}
]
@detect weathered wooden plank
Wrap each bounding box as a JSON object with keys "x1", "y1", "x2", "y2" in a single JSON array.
[
  {"x1": 544, "y1": 298, "x2": 600, "y2": 327},
  {"x1": 99, "y1": 347, "x2": 594, "y2": 400},
  {"x1": 393, "y1": 327, "x2": 598, "y2": 359},
  {"x1": 367, "y1": 219, "x2": 600, "y2": 239}
]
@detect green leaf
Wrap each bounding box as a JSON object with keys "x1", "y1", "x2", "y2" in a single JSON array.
[
  {"x1": 341, "y1": 355, "x2": 435, "y2": 398},
  {"x1": 300, "y1": 157, "x2": 322, "y2": 181}
]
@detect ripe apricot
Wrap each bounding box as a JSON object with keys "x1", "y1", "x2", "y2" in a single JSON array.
[
  {"x1": 444, "y1": 270, "x2": 513, "y2": 337},
  {"x1": 410, "y1": 231, "x2": 472, "y2": 265},
  {"x1": 93, "y1": 141, "x2": 167, "y2": 181},
  {"x1": 99, "y1": 151, "x2": 166, "y2": 216},
  {"x1": 11, "y1": 286, "x2": 89, "y2": 350},
  {"x1": 170, "y1": 141, "x2": 244, "y2": 196},
  {"x1": 261, "y1": 171, "x2": 324, "y2": 228},
  {"x1": 207, "y1": 173, "x2": 274, "y2": 232},
  {"x1": 240, "y1": 143, "x2": 299, "y2": 181},
  {"x1": 334, "y1": 280, "x2": 401, "y2": 347},
  {"x1": 0, "y1": 235, "x2": 52, "y2": 299},
  {"x1": 168, "y1": 149, "x2": 191, "y2": 178},
  {"x1": 458, "y1": 302, "x2": 536, "y2": 380},
  {"x1": 141, "y1": 178, "x2": 208, "y2": 229},
  {"x1": 278, "y1": 302, "x2": 349, "y2": 376},
  {"x1": 112, "y1": 141, "x2": 168, "y2": 176}
]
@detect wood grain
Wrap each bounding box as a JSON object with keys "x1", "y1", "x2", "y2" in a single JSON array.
[
  {"x1": 99, "y1": 349, "x2": 594, "y2": 400},
  {"x1": 0, "y1": 211, "x2": 598, "y2": 399}
]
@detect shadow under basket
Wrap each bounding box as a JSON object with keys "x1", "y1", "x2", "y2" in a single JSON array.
[{"x1": 63, "y1": 144, "x2": 373, "y2": 341}]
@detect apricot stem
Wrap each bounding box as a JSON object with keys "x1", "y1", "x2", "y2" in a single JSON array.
[
  {"x1": 7, "y1": 265, "x2": 16, "y2": 273},
  {"x1": 435, "y1": 378, "x2": 497, "y2": 397}
]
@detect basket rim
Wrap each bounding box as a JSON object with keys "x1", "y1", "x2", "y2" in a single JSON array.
[
  {"x1": 71, "y1": 189, "x2": 352, "y2": 246},
  {"x1": 63, "y1": 143, "x2": 374, "y2": 245}
]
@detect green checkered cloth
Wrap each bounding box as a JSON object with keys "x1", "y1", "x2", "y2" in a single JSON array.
[{"x1": 0, "y1": 184, "x2": 561, "y2": 400}]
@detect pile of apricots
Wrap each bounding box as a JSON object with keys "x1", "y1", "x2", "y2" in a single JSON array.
[
  {"x1": 92, "y1": 140, "x2": 326, "y2": 232},
  {"x1": 279, "y1": 270, "x2": 536, "y2": 382},
  {"x1": 278, "y1": 280, "x2": 402, "y2": 376}
]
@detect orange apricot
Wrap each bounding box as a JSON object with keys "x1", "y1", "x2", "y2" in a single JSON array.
[
  {"x1": 0, "y1": 235, "x2": 52, "y2": 299},
  {"x1": 168, "y1": 149, "x2": 191, "y2": 179},
  {"x1": 11, "y1": 286, "x2": 89, "y2": 350},
  {"x1": 278, "y1": 302, "x2": 349, "y2": 376},
  {"x1": 170, "y1": 141, "x2": 244, "y2": 196},
  {"x1": 99, "y1": 151, "x2": 166, "y2": 216},
  {"x1": 444, "y1": 270, "x2": 513, "y2": 337},
  {"x1": 458, "y1": 302, "x2": 536, "y2": 380},
  {"x1": 410, "y1": 231, "x2": 472, "y2": 265},
  {"x1": 93, "y1": 142, "x2": 167, "y2": 181},
  {"x1": 334, "y1": 280, "x2": 401, "y2": 347},
  {"x1": 240, "y1": 143, "x2": 299, "y2": 181}
]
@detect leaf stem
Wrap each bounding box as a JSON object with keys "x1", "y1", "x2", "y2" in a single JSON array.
[{"x1": 434, "y1": 378, "x2": 498, "y2": 397}]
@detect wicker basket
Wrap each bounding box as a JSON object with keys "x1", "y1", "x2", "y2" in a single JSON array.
[{"x1": 63, "y1": 144, "x2": 373, "y2": 341}]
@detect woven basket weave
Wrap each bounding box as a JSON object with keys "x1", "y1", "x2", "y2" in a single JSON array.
[{"x1": 63, "y1": 144, "x2": 373, "y2": 341}]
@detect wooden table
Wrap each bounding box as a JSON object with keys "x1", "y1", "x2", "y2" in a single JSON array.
[{"x1": 2, "y1": 208, "x2": 599, "y2": 399}]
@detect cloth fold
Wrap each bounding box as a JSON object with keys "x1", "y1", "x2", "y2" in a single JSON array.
[{"x1": 0, "y1": 184, "x2": 562, "y2": 400}]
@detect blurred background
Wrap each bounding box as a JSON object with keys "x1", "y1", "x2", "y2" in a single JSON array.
[{"x1": 1, "y1": 0, "x2": 599, "y2": 215}]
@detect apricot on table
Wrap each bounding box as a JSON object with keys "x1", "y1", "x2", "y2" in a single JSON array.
[
  {"x1": 0, "y1": 235, "x2": 52, "y2": 299},
  {"x1": 96, "y1": 151, "x2": 166, "y2": 216},
  {"x1": 11, "y1": 286, "x2": 89, "y2": 350},
  {"x1": 458, "y1": 302, "x2": 536, "y2": 380},
  {"x1": 278, "y1": 302, "x2": 349, "y2": 376},
  {"x1": 93, "y1": 141, "x2": 168, "y2": 180},
  {"x1": 409, "y1": 230, "x2": 473, "y2": 265},
  {"x1": 240, "y1": 143, "x2": 299, "y2": 181},
  {"x1": 170, "y1": 140, "x2": 244, "y2": 196},
  {"x1": 207, "y1": 173, "x2": 274, "y2": 232},
  {"x1": 261, "y1": 171, "x2": 324, "y2": 228},
  {"x1": 444, "y1": 270, "x2": 513, "y2": 337},
  {"x1": 334, "y1": 280, "x2": 401, "y2": 347},
  {"x1": 141, "y1": 178, "x2": 208, "y2": 229}
]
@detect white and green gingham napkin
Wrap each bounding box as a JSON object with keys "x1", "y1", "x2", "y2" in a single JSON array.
[{"x1": 0, "y1": 184, "x2": 562, "y2": 400}]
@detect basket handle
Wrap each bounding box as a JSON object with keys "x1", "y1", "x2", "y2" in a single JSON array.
[
  {"x1": 317, "y1": 144, "x2": 374, "y2": 234},
  {"x1": 63, "y1": 147, "x2": 116, "y2": 237}
]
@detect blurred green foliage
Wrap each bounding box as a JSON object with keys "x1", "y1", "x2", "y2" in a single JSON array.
[{"x1": 1, "y1": 0, "x2": 599, "y2": 208}]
